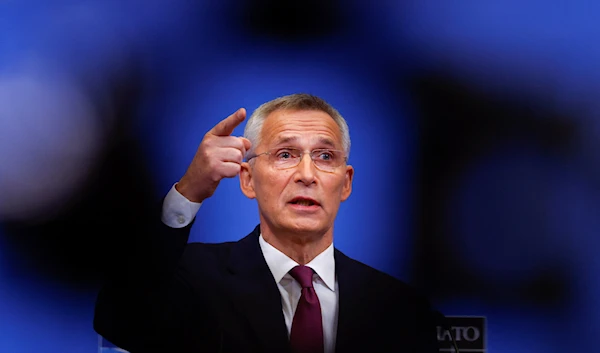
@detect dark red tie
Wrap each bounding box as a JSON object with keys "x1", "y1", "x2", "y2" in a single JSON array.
[{"x1": 289, "y1": 265, "x2": 324, "y2": 353}]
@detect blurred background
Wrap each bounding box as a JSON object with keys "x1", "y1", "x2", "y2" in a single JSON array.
[{"x1": 1, "y1": 0, "x2": 598, "y2": 352}]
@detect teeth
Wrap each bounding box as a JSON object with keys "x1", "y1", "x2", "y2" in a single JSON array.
[{"x1": 296, "y1": 200, "x2": 312, "y2": 206}]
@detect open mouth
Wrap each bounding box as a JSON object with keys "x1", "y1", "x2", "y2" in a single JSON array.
[{"x1": 289, "y1": 197, "x2": 320, "y2": 207}]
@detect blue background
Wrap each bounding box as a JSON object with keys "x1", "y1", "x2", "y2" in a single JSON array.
[{"x1": 1, "y1": 1, "x2": 599, "y2": 352}]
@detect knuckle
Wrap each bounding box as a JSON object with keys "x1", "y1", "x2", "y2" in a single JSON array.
[
  {"x1": 234, "y1": 137, "x2": 245, "y2": 149},
  {"x1": 236, "y1": 150, "x2": 244, "y2": 163},
  {"x1": 198, "y1": 141, "x2": 210, "y2": 154},
  {"x1": 209, "y1": 169, "x2": 222, "y2": 182},
  {"x1": 224, "y1": 164, "x2": 240, "y2": 177},
  {"x1": 206, "y1": 158, "x2": 219, "y2": 171},
  {"x1": 201, "y1": 148, "x2": 213, "y2": 161},
  {"x1": 202, "y1": 133, "x2": 213, "y2": 145},
  {"x1": 204, "y1": 135, "x2": 220, "y2": 147}
]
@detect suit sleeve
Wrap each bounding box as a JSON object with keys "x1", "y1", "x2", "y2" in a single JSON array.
[{"x1": 93, "y1": 200, "x2": 194, "y2": 352}]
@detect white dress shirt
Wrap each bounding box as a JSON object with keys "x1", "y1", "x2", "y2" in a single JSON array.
[
  {"x1": 161, "y1": 184, "x2": 339, "y2": 353},
  {"x1": 259, "y1": 234, "x2": 338, "y2": 353},
  {"x1": 161, "y1": 184, "x2": 202, "y2": 228}
]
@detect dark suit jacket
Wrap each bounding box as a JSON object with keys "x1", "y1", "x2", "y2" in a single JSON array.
[{"x1": 94, "y1": 222, "x2": 439, "y2": 353}]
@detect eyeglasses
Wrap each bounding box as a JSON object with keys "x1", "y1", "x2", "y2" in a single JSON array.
[{"x1": 246, "y1": 147, "x2": 347, "y2": 173}]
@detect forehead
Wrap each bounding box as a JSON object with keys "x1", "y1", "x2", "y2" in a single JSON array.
[{"x1": 260, "y1": 109, "x2": 342, "y2": 148}]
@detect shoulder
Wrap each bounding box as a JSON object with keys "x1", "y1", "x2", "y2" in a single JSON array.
[
  {"x1": 180, "y1": 240, "x2": 236, "y2": 265},
  {"x1": 179, "y1": 225, "x2": 261, "y2": 266},
  {"x1": 335, "y1": 248, "x2": 427, "y2": 301},
  {"x1": 334, "y1": 248, "x2": 437, "y2": 341}
]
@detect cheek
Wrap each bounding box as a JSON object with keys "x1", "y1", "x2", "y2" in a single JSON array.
[
  {"x1": 256, "y1": 171, "x2": 291, "y2": 205},
  {"x1": 325, "y1": 176, "x2": 347, "y2": 197}
]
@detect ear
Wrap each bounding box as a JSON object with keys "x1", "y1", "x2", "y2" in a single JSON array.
[
  {"x1": 340, "y1": 165, "x2": 354, "y2": 202},
  {"x1": 239, "y1": 162, "x2": 256, "y2": 199}
]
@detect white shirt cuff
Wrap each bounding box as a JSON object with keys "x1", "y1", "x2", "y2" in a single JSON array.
[{"x1": 161, "y1": 183, "x2": 202, "y2": 228}]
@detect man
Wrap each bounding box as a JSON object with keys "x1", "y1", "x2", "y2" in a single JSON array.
[{"x1": 94, "y1": 94, "x2": 439, "y2": 353}]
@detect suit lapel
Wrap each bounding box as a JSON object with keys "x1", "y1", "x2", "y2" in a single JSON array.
[
  {"x1": 226, "y1": 226, "x2": 290, "y2": 353},
  {"x1": 224, "y1": 229, "x2": 374, "y2": 353},
  {"x1": 334, "y1": 249, "x2": 371, "y2": 353}
]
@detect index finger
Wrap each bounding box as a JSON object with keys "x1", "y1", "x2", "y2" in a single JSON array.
[{"x1": 209, "y1": 108, "x2": 247, "y2": 136}]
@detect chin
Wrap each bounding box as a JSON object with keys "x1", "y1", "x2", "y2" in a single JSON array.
[
  {"x1": 286, "y1": 220, "x2": 330, "y2": 236},
  {"x1": 260, "y1": 209, "x2": 331, "y2": 237}
]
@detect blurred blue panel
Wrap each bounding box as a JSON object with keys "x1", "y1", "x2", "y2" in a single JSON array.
[
  {"x1": 445, "y1": 142, "x2": 599, "y2": 350},
  {"x1": 360, "y1": 0, "x2": 600, "y2": 115},
  {"x1": 448, "y1": 143, "x2": 566, "y2": 282}
]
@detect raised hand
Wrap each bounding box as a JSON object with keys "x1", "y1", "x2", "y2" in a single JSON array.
[{"x1": 176, "y1": 108, "x2": 252, "y2": 203}]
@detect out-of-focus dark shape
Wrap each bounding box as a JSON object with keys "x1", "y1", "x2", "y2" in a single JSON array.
[
  {"x1": 0, "y1": 63, "x2": 159, "y2": 287},
  {"x1": 239, "y1": 0, "x2": 342, "y2": 40},
  {"x1": 410, "y1": 73, "x2": 577, "y2": 306},
  {"x1": 0, "y1": 74, "x2": 104, "y2": 222}
]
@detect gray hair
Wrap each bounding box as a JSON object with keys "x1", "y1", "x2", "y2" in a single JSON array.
[{"x1": 243, "y1": 93, "x2": 351, "y2": 160}]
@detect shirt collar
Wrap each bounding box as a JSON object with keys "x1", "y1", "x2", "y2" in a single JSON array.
[{"x1": 259, "y1": 234, "x2": 336, "y2": 292}]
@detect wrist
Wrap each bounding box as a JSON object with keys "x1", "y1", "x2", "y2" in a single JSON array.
[{"x1": 175, "y1": 179, "x2": 206, "y2": 203}]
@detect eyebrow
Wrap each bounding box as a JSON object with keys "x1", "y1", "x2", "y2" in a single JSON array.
[{"x1": 274, "y1": 136, "x2": 338, "y2": 149}]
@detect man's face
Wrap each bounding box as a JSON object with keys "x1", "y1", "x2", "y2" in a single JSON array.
[{"x1": 240, "y1": 109, "x2": 354, "y2": 237}]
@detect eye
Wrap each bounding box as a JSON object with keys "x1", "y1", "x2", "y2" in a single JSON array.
[
  {"x1": 315, "y1": 150, "x2": 335, "y2": 161},
  {"x1": 275, "y1": 149, "x2": 297, "y2": 159}
]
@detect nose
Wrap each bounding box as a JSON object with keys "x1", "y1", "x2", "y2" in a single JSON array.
[{"x1": 294, "y1": 153, "x2": 317, "y2": 185}]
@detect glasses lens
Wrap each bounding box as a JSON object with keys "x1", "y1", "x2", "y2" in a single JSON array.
[
  {"x1": 270, "y1": 148, "x2": 302, "y2": 168},
  {"x1": 312, "y1": 149, "x2": 343, "y2": 171},
  {"x1": 269, "y1": 148, "x2": 345, "y2": 171}
]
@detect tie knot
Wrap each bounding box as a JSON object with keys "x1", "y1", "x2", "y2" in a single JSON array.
[{"x1": 289, "y1": 265, "x2": 315, "y2": 288}]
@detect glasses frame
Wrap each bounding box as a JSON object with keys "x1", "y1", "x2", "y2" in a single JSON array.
[{"x1": 245, "y1": 147, "x2": 348, "y2": 173}]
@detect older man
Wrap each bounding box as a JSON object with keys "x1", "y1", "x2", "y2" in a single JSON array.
[{"x1": 94, "y1": 94, "x2": 439, "y2": 353}]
